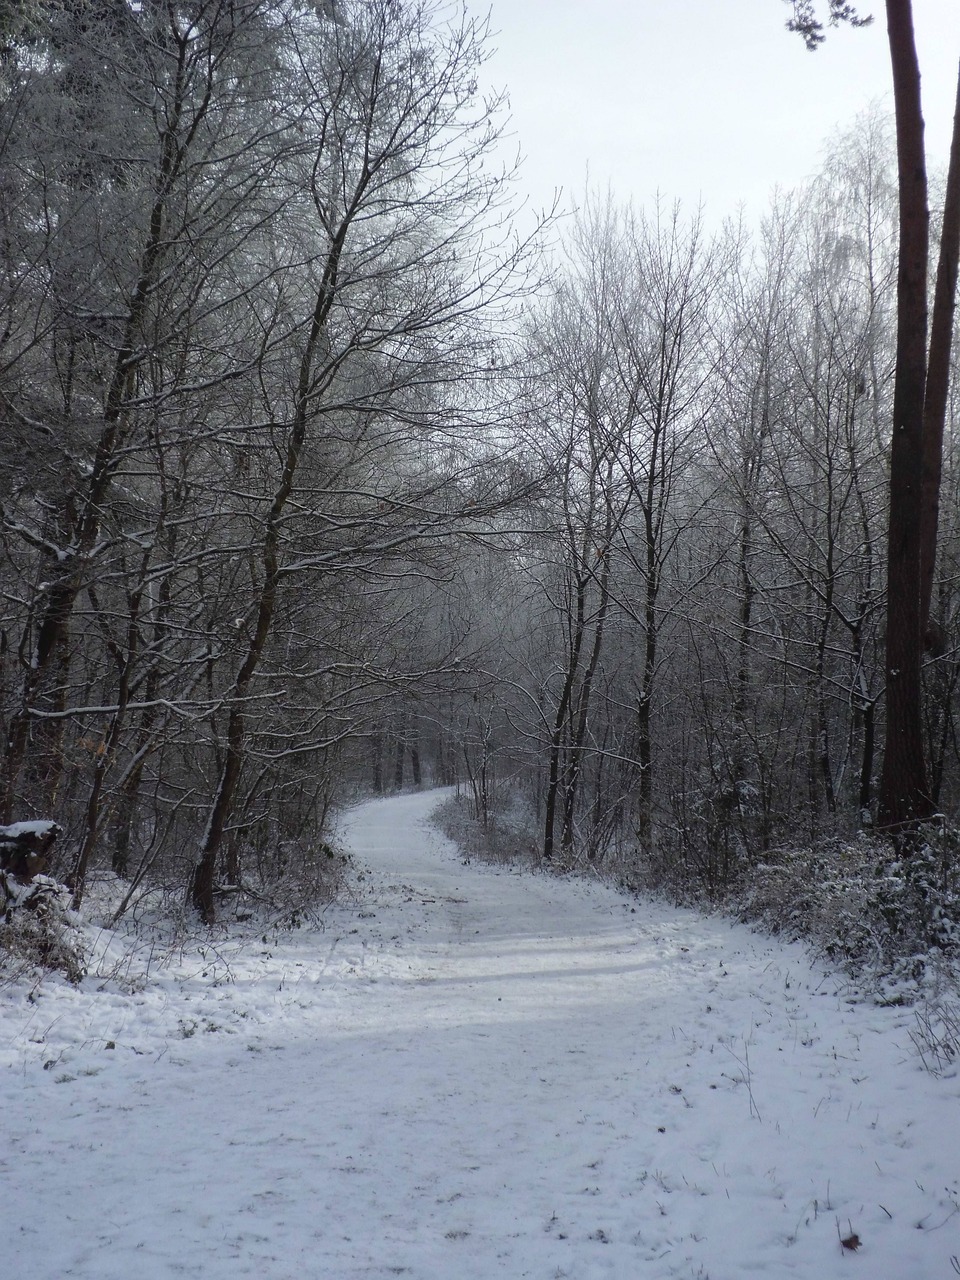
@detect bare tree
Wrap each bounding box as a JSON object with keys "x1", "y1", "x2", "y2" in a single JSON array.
[{"x1": 189, "y1": 0, "x2": 536, "y2": 919}]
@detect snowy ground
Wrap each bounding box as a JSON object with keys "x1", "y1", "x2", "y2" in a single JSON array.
[{"x1": 2, "y1": 790, "x2": 959, "y2": 1280}]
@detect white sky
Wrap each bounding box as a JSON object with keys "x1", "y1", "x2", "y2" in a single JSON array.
[{"x1": 479, "y1": 0, "x2": 959, "y2": 222}]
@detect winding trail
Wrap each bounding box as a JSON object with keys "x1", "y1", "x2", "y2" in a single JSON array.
[{"x1": 2, "y1": 789, "x2": 959, "y2": 1279}]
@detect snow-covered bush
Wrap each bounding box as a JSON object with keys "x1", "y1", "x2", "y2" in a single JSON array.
[
  {"x1": 242, "y1": 835, "x2": 349, "y2": 926},
  {"x1": 1, "y1": 821, "x2": 85, "y2": 983},
  {"x1": 739, "y1": 824, "x2": 960, "y2": 984},
  {"x1": 432, "y1": 792, "x2": 538, "y2": 869},
  {"x1": 1, "y1": 872, "x2": 85, "y2": 984}
]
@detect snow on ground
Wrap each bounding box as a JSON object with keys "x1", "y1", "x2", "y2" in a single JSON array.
[{"x1": 1, "y1": 789, "x2": 959, "y2": 1279}]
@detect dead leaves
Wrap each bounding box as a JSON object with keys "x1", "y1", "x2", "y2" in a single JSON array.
[{"x1": 839, "y1": 1223, "x2": 862, "y2": 1252}]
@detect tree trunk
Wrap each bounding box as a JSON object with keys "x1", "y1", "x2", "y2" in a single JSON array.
[
  {"x1": 919, "y1": 60, "x2": 960, "y2": 648},
  {"x1": 393, "y1": 725, "x2": 405, "y2": 791},
  {"x1": 410, "y1": 722, "x2": 422, "y2": 788},
  {"x1": 878, "y1": 0, "x2": 934, "y2": 830},
  {"x1": 543, "y1": 567, "x2": 589, "y2": 862},
  {"x1": 372, "y1": 731, "x2": 384, "y2": 795}
]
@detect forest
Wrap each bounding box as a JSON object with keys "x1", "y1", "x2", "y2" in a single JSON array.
[{"x1": 1, "y1": 0, "x2": 959, "y2": 970}]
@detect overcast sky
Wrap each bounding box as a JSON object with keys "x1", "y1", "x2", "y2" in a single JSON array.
[{"x1": 479, "y1": 0, "x2": 958, "y2": 222}]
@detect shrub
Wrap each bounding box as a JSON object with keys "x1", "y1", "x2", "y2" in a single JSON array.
[
  {"x1": 738, "y1": 824, "x2": 960, "y2": 984},
  {"x1": 432, "y1": 792, "x2": 539, "y2": 870},
  {"x1": 1, "y1": 871, "x2": 85, "y2": 984}
]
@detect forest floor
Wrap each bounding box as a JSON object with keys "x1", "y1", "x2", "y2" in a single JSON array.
[{"x1": 2, "y1": 789, "x2": 959, "y2": 1280}]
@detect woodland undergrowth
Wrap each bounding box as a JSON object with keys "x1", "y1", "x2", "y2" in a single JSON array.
[{"x1": 1, "y1": 840, "x2": 350, "y2": 991}]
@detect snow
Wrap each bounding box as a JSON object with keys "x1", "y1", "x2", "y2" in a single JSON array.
[
  {"x1": 0, "y1": 820, "x2": 59, "y2": 839},
  {"x1": 2, "y1": 871, "x2": 69, "y2": 910},
  {"x1": 1, "y1": 788, "x2": 958, "y2": 1279}
]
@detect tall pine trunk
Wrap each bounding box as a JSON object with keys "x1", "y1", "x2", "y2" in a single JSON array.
[{"x1": 877, "y1": 0, "x2": 933, "y2": 830}]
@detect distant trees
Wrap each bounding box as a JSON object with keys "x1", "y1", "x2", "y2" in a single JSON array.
[
  {"x1": 473, "y1": 98, "x2": 960, "y2": 893},
  {"x1": 503, "y1": 198, "x2": 721, "y2": 869}
]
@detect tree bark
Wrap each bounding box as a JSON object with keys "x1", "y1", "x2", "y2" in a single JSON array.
[
  {"x1": 877, "y1": 0, "x2": 934, "y2": 830},
  {"x1": 919, "y1": 60, "x2": 960, "y2": 648}
]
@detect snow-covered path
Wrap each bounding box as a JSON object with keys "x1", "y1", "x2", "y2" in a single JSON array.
[{"x1": 2, "y1": 790, "x2": 959, "y2": 1279}]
